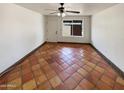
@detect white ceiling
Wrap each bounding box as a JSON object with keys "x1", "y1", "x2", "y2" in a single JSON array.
[{"x1": 17, "y1": 3, "x2": 117, "y2": 16}]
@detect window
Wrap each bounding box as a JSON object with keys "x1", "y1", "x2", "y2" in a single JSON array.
[{"x1": 62, "y1": 19, "x2": 84, "y2": 37}]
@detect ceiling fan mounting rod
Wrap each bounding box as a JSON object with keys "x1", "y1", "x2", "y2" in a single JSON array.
[{"x1": 60, "y1": 3, "x2": 64, "y2": 6}]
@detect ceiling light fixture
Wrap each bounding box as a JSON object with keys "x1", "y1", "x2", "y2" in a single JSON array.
[
  {"x1": 57, "y1": 12, "x2": 66, "y2": 17},
  {"x1": 57, "y1": 12, "x2": 61, "y2": 16},
  {"x1": 62, "y1": 13, "x2": 66, "y2": 17}
]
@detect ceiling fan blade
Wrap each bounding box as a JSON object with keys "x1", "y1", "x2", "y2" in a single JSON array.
[
  {"x1": 49, "y1": 12, "x2": 58, "y2": 14},
  {"x1": 66, "y1": 10, "x2": 80, "y2": 14},
  {"x1": 44, "y1": 9, "x2": 57, "y2": 11}
]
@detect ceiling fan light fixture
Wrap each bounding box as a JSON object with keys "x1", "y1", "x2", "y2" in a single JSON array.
[
  {"x1": 57, "y1": 12, "x2": 61, "y2": 16},
  {"x1": 62, "y1": 13, "x2": 66, "y2": 17}
]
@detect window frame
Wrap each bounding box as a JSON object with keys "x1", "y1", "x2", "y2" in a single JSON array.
[{"x1": 62, "y1": 19, "x2": 84, "y2": 37}]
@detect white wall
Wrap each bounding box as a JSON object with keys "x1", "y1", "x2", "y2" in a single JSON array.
[
  {"x1": 0, "y1": 4, "x2": 46, "y2": 73},
  {"x1": 46, "y1": 16, "x2": 91, "y2": 43},
  {"x1": 92, "y1": 4, "x2": 124, "y2": 71}
]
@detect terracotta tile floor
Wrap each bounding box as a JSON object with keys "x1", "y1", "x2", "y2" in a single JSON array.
[{"x1": 0, "y1": 43, "x2": 124, "y2": 90}]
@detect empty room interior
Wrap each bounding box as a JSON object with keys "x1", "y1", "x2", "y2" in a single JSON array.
[{"x1": 0, "y1": 3, "x2": 124, "y2": 90}]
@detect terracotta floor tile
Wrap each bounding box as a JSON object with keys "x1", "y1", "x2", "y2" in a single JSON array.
[
  {"x1": 71, "y1": 64, "x2": 80, "y2": 71},
  {"x1": 86, "y1": 62, "x2": 96, "y2": 68},
  {"x1": 75, "y1": 85, "x2": 83, "y2": 90},
  {"x1": 79, "y1": 79, "x2": 95, "y2": 89},
  {"x1": 71, "y1": 72, "x2": 83, "y2": 84},
  {"x1": 107, "y1": 68, "x2": 118, "y2": 75},
  {"x1": 116, "y1": 77, "x2": 124, "y2": 86},
  {"x1": 58, "y1": 70, "x2": 70, "y2": 81},
  {"x1": 104, "y1": 70, "x2": 117, "y2": 81},
  {"x1": 53, "y1": 68, "x2": 62, "y2": 74},
  {"x1": 38, "y1": 81, "x2": 52, "y2": 90},
  {"x1": 32, "y1": 64, "x2": 40, "y2": 71},
  {"x1": 56, "y1": 60, "x2": 65, "y2": 65},
  {"x1": 9, "y1": 66, "x2": 21, "y2": 74},
  {"x1": 50, "y1": 62, "x2": 58, "y2": 68},
  {"x1": 90, "y1": 58, "x2": 99, "y2": 64},
  {"x1": 82, "y1": 65, "x2": 93, "y2": 72},
  {"x1": 34, "y1": 50, "x2": 40, "y2": 54},
  {"x1": 98, "y1": 62, "x2": 109, "y2": 68},
  {"x1": 22, "y1": 72, "x2": 33, "y2": 84},
  {"x1": 29, "y1": 55, "x2": 36, "y2": 61},
  {"x1": 65, "y1": 60, "x2": 75, "y2": 65},
  {"x1": 33, "y1": 69, "x2": 44, "y2": 77},
  {"x1": 38, "y1": 58, "x2": 48, "y2": 67},
  {"x1": 96, "y1": 80, "x2": 112, "y2": 90},
  {"x1": 114, "y1": 83, "x2": 124, "y2": 90},
  {"x1": 92, "y1": 87, "x2": 99, "y2": 90},
  {"x1": 42, "y1": 65, "x2": 52, "y2": 73},
  {"x1": 76, "y1": 61, "x2": 85, "y2": 67},
  {"x1": 82, "y1": 60, "x2": 89, "y2": 65},
  {"x1": 51, "y1": 63, "x2": 64, "y2": 74},
  {"x1": 35, "y1": 74, "x2": 47, "y2": 85},
  {"x1": 94, "y1": 66, "x2": 105, "y2": 73},
  {"x1": 0, "y1": 85, "x2": 7, "y2": 90},
  {"x1": 8, "y1": 87, "x2": 22, "y2": 90},
  {"x1": 60, "y1": 63, "x2": 69, "y2": 69},
  {"x1": 23, "y1": 79, "x2": 37, "y2": 90},
  {"x1": 77, "y1": 68, "x2": 88, "y2": 77},
  {"x1": 101, "y1": 75, "x2": 115, "y2": 88},
  {"x1": 46, "y1": 70, "x2": 56, "y2": 80},
  {"x1": 55, "y1": 83, "x2": 66, "y2": 90},
  {"x1": 7, "y1": 78, "x2": 22, "y2": 90},
  {"x1": 86, "y1": 70, "x2": 102, "y2": 85},
  {"x1": 22, "y1": 68, "x2": 31, "y2": 75},
  {"x1": 1, "y1": 84, "x2": 7, "y2": 90},
  {"x1": 0, "y1": 77, "x2": 6, "y2": 83},
  {"x1": 60, "y1": 55, "x2": 69, "y2": 60},
  {"x1": 65, "y1": 66, "x2": 76, "y2": 75},
  {"x1": 64, "y1": 77, "x2": 78, "y2": 90},
  {"x1": 30, "y1": 60, "x2": 38, "y2": 66},
  {"x1": 0, "y1": 77, "x2": 7, "y2": 90},
  {"x1": 49, "y1": 76, "x2": 62, "y2": 88},
  {"x1": 7, "y1": 71, "x2": 20, "y2": 82},
  {"x1": 46, "y1": 58, "x2": 55, "y2": 64},
  {"x1": 21, "y1": 61, "x2": 30, "y2": 69}
]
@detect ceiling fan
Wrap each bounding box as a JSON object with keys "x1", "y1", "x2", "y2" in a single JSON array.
[{"x1": 46, "y1": 3, "x2": 80, "y2": 17}]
